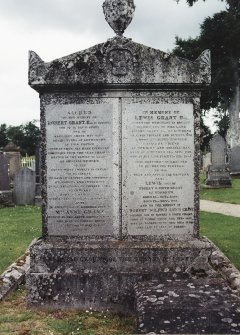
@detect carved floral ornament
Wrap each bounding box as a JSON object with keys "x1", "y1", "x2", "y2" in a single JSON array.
[
  {"x1": 108, "y1": 48, "x2": 133, "y2": 76},
  {"x1": 103, "y1": 37, "x2": 139, "y2": 77},
  {"x1": 102, "y1": 0, "x2": 135, "y2": 36}
]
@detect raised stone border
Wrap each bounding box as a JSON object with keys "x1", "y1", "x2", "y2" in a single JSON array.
[
  {"x1": 0, "y1": 239, "x2": 36, "y2": 301},
  {"x1": 2, "y1": 236, "x2": 239, "y2": 304},
  {"x1": 206, "y1": 237, "x2": 240, "y2": 293}
]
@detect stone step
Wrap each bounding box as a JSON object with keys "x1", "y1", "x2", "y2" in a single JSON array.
[{"x1": 135, "y1": 278, "x2": 240, "y2": 334}]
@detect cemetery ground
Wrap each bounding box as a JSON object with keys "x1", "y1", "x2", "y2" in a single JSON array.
[
  {"x1": 200, "y1": 173, "x2": 240, "y2": 204},
  {"x1": 0, "y1": 286, "x2": 136, "y2": 335},
  {"x1": 0, "y1": 200, "x2": 239, "y2": 334},
  {"x1": 0, "y1": 163, "x2": 239, "y2": 334},
  {"x1": 0, "y1": 206, "x2": 41, "y2": 274}
]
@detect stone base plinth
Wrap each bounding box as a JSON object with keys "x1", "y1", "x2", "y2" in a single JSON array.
[
  {"x1": 27, "y1": 238, "x2": 213, "y2": 313},
  {"x1": 205, "y1": 169, "x2": 232, "y2": 188},
  {"x1": 230, "y1": 171, "x2": 240, "y2": 176},
  {"x1": 205, "y1": 178, "x2": 232, "y2": 188}
]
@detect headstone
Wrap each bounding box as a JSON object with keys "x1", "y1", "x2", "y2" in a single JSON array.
[
  {"x1": 3, "y1": 142, "x2": 21, "y2": 182},
  {"x1": 27, "y1": 0, "x2": 213, "y2": 313},
  {"x1": 0, "y1": 151, "x2": 12, "y2": 207},
  {"x1": 205, "y1": 133, "x2": 232, "y2": 188},
  {"x1": 13, "y1": 168, "x2": 36, "y2": 205},
  {"x1": 202, "y1": 152, "x2": 211, "y2": 171},
  {"x1": 0, "y1": 152, "x2": 10, "y2": 190},
  {"x1": 230, "y1": 145, "x2": 240, "y2": 175}
]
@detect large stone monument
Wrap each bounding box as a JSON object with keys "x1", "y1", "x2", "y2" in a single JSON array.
[
  {"x1": 205, "y1": 133, "x2": 232, "y2": 188},
  {"x1": 27, "y1": 0, "x2": 213, "y2": 313}
]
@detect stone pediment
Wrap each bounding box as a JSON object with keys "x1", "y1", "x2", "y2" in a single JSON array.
[{"x1": 29, "y1": 36, "x2": 210, "y2": 92}]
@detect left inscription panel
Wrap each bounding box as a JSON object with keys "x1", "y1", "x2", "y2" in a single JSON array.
[{"x1": 45, "y1": 100, "x2": 120, "y2": 238}]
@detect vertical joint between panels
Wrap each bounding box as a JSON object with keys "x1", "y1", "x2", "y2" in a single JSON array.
[{"x1": 119, "y1": 97, "x2": 123, "y2": 240}]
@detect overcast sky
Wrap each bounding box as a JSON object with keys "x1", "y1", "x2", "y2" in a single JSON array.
[{"x1": 0, "y1": 0, "x2": 226, "y2": 127}]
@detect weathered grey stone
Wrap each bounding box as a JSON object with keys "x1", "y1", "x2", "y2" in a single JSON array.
[
  {"x1": 27, "y1": 238, "x2": 212, "y2": 312},
  {"x1": 206, "y1": 237, "x2": 240, "y2": 294},
  {"x1": 3, "y1": 142, "x2": 21, "y2": 183},
  {"x1": 103, "y1": 0, "x2": 135, "y2": 36},
  {"x1": 227, "y1": 87, "x2": 240, "y2": 148},
  {"x1": 205, "y1": 133, "x2": 232, "y2": 188},
  {"x1": 202, "y1": 152, "x2": 211, "y2": 171},
  {"x1": 0, "y1": 241, "x2": 35, "y2": 301},
  {"x1": 0, "y1": 152, "x2": 10, "y2": 190},
  {"x1": 13, "y1": 168, "x2": 36, "y2": 205},
  {"x1": 45, "y1": 101, "x2": 119, "y2": 238},
  {"x1": 230, "y1": 145, "x2": 240, "y2": 175},
  {"x1": 122, "y1": 102, "x2": 195, "y2": 240},
  {"x1": 34, "y1": 145, "x2": 42, "y2": 206},
  {"x1": 28, "y1": 38, "x2": 210, "y2": 89},
  {"x1": 0, "y1": 190, "x2": 13, "y2": 208},
  {"x1": 35, "y1": 145, "x2": 40, "y2": 184},
  {"x1": 27, "y1": 2, "x2": 211, "y2": 312},
  {"x1": 135, "y1": 278, "x2": 240, "y2": 334},
  {"x1": 3, "y1": 142, "x2": 21, "y2": 153}
]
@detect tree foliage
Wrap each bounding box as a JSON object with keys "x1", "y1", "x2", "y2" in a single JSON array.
[
  {"x1": 200, "y1": 117, "x2": 212, "y2": 152},
  {"x1": 0, "y1": 124, "x2": 8, "y2": 148},
  {"x1": 0, "y1": 121, "x2": 40, "y2": 156},
  {"x1": 174, "y1": 0, "x2": 240, "y2": 140},
  {"x1": 181, "y1": 0, "x2": 239, "y2": 13},
  {"x1": 173, "y1": 9, "x2": 240, "y2": 111},
  {"x1": 214, "y1": 111, "x2": 230, "y2": 139}
]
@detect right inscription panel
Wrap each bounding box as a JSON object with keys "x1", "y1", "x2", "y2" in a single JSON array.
[{"x1": 122, "y1": 101, "x2": 195, "y2": 240}]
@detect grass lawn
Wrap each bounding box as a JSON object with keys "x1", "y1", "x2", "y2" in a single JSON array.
[
  {"x1": 0, "y1": 206, "x2": 239, "y2": 273},
  {"x1": 200, "y1": 174, "x2": 240, "y2": 204},
  {"x1": 0, "y1": 206, "x2": 136, "y2": 334},
  {"x1": 0, "y1": 206, "x2": 41, "y2": 274},
  {"x1": 200, "y1": 211, "x2": 240, "y2": 270},
  {"x1": 0, "y1": 286, "x2": 136, "y2": 335}
]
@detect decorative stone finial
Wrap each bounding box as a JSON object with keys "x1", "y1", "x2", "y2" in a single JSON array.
[{"x1": 102, "y1": 0, "x2": 135, "y2": 36}]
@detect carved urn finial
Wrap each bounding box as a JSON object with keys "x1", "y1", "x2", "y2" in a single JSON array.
[{"x1": 102, "y1": 0, "x2": 135, "y2": 36}]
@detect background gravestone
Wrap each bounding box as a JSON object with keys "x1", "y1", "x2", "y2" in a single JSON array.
[
  {"x1": 13, "y1": 168, "x2": 36, "y2": 205},
  {"x1": 3, "y1": 142, "x2": 21, "y2": 183},
  {"x1": 27, "y1": 0, "x2": 213, "y2": 314},
  {"x1": 202, "y1": 152, "x2": 211, "y2": 171},
  {"x1": 0, "y1": 152, "x2": 10, "y2": 191},
  {"x1": 0, "y1": 151, "x2": 13, "y2": 207},
  {"x1": 230, "y1": 145, "x2": 240, "y2": 175},
  {"x1": 205, "y1": 133, "x2": 231, "y2": 188}
]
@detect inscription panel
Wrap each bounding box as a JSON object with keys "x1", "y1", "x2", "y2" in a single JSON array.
[
  {"x1": 122, "y1": 102, "x2": 195, "y2": 239},
  {"x1": 46, "y1": 101, "x2": 120, "y2": 237}
]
